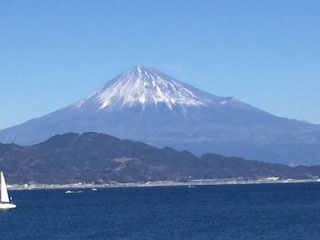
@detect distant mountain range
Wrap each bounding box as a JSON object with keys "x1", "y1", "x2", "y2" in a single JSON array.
[
  {"x1": 1, "y1": 66, "x2": 320, "y2": 165},
  {"x1": 1, "y1": 132, "x2": 320, "y2": 184}
]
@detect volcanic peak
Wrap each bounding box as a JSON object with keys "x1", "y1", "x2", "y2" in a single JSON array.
[{"x1": 74, "y1": 66, "x2": 216, "y2": 110}]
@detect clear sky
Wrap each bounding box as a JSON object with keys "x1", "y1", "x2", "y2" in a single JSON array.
[{"x1": 0, "y1": 0, "x2": 319, "y2": 130}]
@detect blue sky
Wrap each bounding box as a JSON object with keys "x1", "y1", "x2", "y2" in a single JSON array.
[{"x1": 0, "y1": 0, "x2": 319, "y2": 129}]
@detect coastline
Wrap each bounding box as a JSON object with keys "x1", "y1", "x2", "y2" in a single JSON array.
[{"x1": 7, "y1": 177, "x2": 320, "y2": 191}]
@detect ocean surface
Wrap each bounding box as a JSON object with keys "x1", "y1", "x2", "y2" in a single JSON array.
[{"x1": 1, "y1": 183, "x2": 320, "y2": 240}]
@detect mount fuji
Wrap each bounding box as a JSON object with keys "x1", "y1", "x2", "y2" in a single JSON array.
[{"x1": 1, "y1": 66, "x2": 320, "y2": 165}]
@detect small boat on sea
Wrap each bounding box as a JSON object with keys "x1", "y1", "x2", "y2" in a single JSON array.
[
  {"x1": 91, "y1": 181, "x2": 97, "y2": 191},
  {"x1": 0, "y1": 171, "x2": 16, "y2": 209},
  {"x1": 65, "y1": 190, "x2": 82, "y2": 194}
]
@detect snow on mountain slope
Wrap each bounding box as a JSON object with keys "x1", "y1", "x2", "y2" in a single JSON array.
[{"x1": 72, "y1": 66, "x2": 240, "y2": 111}]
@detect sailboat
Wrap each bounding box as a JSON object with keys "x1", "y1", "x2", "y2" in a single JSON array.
[{"x1": 0, "y1": 171, "x2": 16, "y2": 209}]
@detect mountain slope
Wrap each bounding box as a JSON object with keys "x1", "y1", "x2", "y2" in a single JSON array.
[
  {"x1": 1, "y1": 66, "x2": 320, "y2": 165},
  {"x1": 0, "y1": 132, "x2": 320, "y2": 184}
]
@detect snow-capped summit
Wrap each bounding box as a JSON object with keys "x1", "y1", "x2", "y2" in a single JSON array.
[{"x1": 74, "y1": 66, "x2": 227, "y2": 110}]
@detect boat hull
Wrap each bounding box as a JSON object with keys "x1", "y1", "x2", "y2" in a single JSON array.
[{"x1": 0, "y1": 203, "x2": 16, "y2": 209}]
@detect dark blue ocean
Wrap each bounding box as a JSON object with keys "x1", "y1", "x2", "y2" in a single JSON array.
[{"x1": 1, "y1": 183, "x2": 320, "y2": 240}]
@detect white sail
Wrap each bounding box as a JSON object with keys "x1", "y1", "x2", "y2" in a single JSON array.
[{"x1": 1, "y1": 171, "x2": 10, "y2": 203}]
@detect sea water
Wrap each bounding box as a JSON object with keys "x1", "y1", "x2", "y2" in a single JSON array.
[{"x1": 1, "y1": 183, "x2": 320, "y2": 240}]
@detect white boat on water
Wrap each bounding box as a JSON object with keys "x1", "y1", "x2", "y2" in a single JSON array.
[
  {"x1": 91, "y1": 181, "x2": 97, "y2": 191},
  {"x1": 65, "y1": 190, "x2": 82, "y2": 194},
  {"x1": 0, "y1": 171, "x2": 16, "y2": 209}
]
